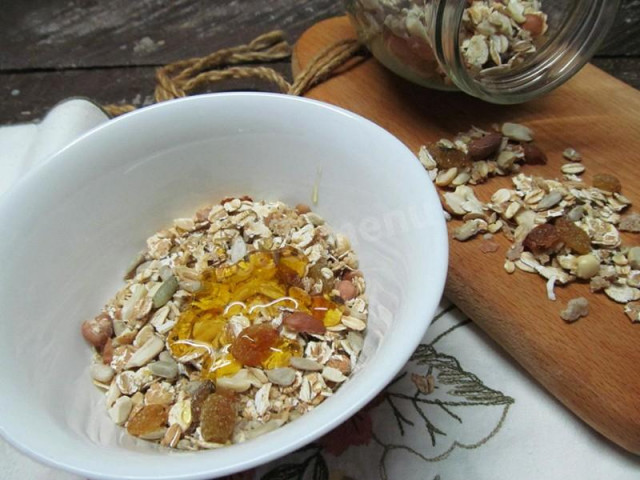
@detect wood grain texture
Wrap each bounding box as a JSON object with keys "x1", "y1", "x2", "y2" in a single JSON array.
[
  {"x1": 0, "y1": 0, "x2": 638, "y2": 124},
  {"x1": 293, "y1": 16, "x2": 640, "y2": 455}
]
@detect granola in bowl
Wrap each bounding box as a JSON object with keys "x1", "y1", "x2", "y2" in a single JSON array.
[{"x1": 81, "y1": 197, "x2": 368, "y2": 449}]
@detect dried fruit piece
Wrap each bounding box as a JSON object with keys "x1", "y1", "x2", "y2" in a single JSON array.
[
  {"x1": 522, "y1": 143, "x2": 547, "y2": 165},
  {"x1": 200, "y1": 393, "x2": 236, "y2": 443},
  {"x1": 184, "y1": 381, "x2": 214, "y2": 433},
  {"x1": 229, "y1": 324, "x2": 279, "y2": 366},
  {"x1": 523, "y1": 224, "x2": 561, "y2": 254},
  {"x1": 126, "y1": 404, "x2": 168, "y2": 439},
  {"x1": 468, "y1": 132, "x2": 502, "y2": 160},
  {"x1": 426, "y1": 143, "x2": 471, "y2": 169},
  {"x1": 283, "y1": 312, "x2": 326, "y2": 335},
  {"x1": 555, "y1": 217, "x2": 591, "y2": 255},
  {"x1": 592, "y1": 173, "x2": 622, "y2": 193}
]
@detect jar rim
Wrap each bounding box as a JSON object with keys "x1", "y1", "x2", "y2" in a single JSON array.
[{"x1": 434, "y1": 0, "x2": 621, "y2": 104}]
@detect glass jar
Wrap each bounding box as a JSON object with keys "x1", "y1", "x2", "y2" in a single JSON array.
[{"x1": 344, "y1": 0, "x2": 620, "y2": 104}]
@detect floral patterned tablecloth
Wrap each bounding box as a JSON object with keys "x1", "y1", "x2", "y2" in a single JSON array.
[{"x1": 2, "y1": 100, "x2": 640, "y2": 480}]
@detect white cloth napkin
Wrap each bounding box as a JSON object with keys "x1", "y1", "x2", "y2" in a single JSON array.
[{"x1": 1, "y1": 99, "x2": 639, "y2": 480}]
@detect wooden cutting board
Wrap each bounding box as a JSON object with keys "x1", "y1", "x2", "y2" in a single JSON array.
[{"x1": 293, "y1": 16, "x2": 640, "y2": 454}]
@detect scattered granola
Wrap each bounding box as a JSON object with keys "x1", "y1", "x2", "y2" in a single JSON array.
[
  {"x1": 419, "y1": 122, "x2": 639, "y2": 322},
  {"x1": 81, "y1": 198, "x2": 368, "y2": 449}
]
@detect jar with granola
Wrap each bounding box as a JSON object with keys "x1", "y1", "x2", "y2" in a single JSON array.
[{"x1": 345, "y1": 0, "x2": 620, "y2": 103}]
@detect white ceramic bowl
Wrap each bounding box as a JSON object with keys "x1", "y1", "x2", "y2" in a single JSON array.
[{"x1": 0, "y1": 93, "x2": 447, "y2": 479}]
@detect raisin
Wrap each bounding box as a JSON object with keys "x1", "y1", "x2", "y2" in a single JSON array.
[
  {"x1": 126, "y1": 404, "x2": 168, "y2": 438},
  {"x1": 229, "y1": 323, "x2": 279, "y2": 367},
  {"x1": 200, "y1": 393, "x2": 236, "y2": 444},
  {"x1": 426, "y1": 143, "x2": 471, "y2": 169},
  {"x1": 592, "y1": 173, "x2": 622, "y2": 193},
  {"x1": 555, "y1": 217, "x2": 591, "y2": 255},
  {"x1": 283, "y1": 312, "x2": 326, "y2": 334},
  {"x1": 523, "y1": 224, "x2": 561, "y2": 254},
  {"x1": 186, "y1": 380, "x2": 215, "y2": 433}
]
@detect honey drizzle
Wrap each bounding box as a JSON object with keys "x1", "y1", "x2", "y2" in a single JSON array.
[{"x1": 167, "y1": 247, "x2": 342, "y2": 379}]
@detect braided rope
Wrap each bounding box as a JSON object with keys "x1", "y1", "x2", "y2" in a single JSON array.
[{"x1": 102, "y1": 30, "x2": 367, "y2": 117}]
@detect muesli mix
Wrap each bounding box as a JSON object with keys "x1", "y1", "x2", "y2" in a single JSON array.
[
  {"x1": 81, "y1": 198, "x2": 367, "y2": 449},
  {"x1": 347, "y1": 0, "x2": 548, "y2": 85},
  {"x1": 418, "y1": 123, "x2": 640, "y2": 323}
]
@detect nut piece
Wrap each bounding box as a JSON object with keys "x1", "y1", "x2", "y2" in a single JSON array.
[
  {"x1": 562, "y1": 148, "x2": 582, "y2": 162},
  {"x1": 628, "y1": 247, "x2": 640, "y2": 270},
  {"x1": 336, "y1": 280, "x2": 358, "y2": 301},
  {"x1": 468, "y1": 132, "x2": 503, "y2": 160},
  {"x1": 560, "y1": 297, "x2": 589, "y2": 322},
  {"x1": 152, "y1": 276, "x2": 179, "y2": 309},
  {"x1": 575, "y1": 254, "x2": 600, "y2": 280},
  {"x1": 81, "y1": 313, "x2": 113, "y2": 348},
  {"x1": 90, "y1": 363, "x2": 115, "y2": 384},
  {"x1": 521, "y1": 13, "x2": 545, "y2": 36},
  {"x1": 289, "y1": 357, "x2": 323, "y2": 371},
  {"x1": 619, "y1": 213, "x2": 640, "y2": 233},
  {"x1": 125, "y1": 335, "x2": 165, "y2": 369},
  {"x1": 501, "y1": 122, "x2": 533, "y2": 142},
  {"x1": 321, "y1": 366, "x2": 347, "y2": 383},
  {"x1": 522, "y1": 144, "x2": 547, "y2": 165},
  {"x1": 266, "y1": 367, "x2": 297, "y2": 386},
  {"x1": 108, "y1": 396, "x2": 133, "y2": 425}
]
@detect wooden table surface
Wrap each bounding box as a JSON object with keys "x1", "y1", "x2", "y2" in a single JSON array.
[{"x1": 0, "y1": 0, "x2": 638, "y2": 125}]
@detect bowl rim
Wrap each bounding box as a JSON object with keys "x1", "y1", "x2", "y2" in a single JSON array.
[{"x1": 0, "y1": 92, "x2": 448, "y2": 479}]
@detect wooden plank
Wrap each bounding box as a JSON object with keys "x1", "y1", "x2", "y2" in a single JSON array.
[
  {"x1": 292, "y1": 16, "x2": 640, "y2": 455},
  {"x1": 0, "y1": 0, "x2": 636, "y2": 71},
  {"x1": 0, "y1": 62, "x2": 292, "y2": 124},
  {"x1": 0, "y1": 0, "x2": 343, "y2": 70}
]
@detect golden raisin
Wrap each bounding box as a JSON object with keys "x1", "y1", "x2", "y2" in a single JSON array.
[
  {"x1": 200, "y1": 393, "x2": 236, "y2": 443},
  {"x1": 187, "y1": 381, "x2": 215, "y2": 433},
  {"x1": 283, "y1": 312, "x2": 326, "y2": 334},
  {"x1": 523, "y1": 224, "x2": 561, "y2": 254},
  {"x1": 555, "y1": 217, "x2": 591, "y2": 255},
  {"x1": 592, "y1": 173, "x2": 622, "y2": 193},
  {"x1": 229, "y1": 324, "x2": 279, "y2": 367},
  {"x1": 126, "y1": 404, "x2": 168, "y2": 438},
  {"x1": 426, "y1": 143, "x2": 471, "y2": 169}
]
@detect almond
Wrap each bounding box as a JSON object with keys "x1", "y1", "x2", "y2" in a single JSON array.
[
  {"x1": 81, "y1": 313, "x2": 113, "y2": 348},
  {"x1": 522, "y1": 14, "x2": 544, "y2": 37},
  {"x1": 468, "y1": 132, "x2": 502, "y2": 160},
  {"x1": 523, "y1": 143, "x2": 547, "y2": 165},
  {"x1": 336, "y1": 280, "x2": 358, "y2": 301},
  {"x1": 283, "y1": 312, "x2": 326, "y2": 334}
]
